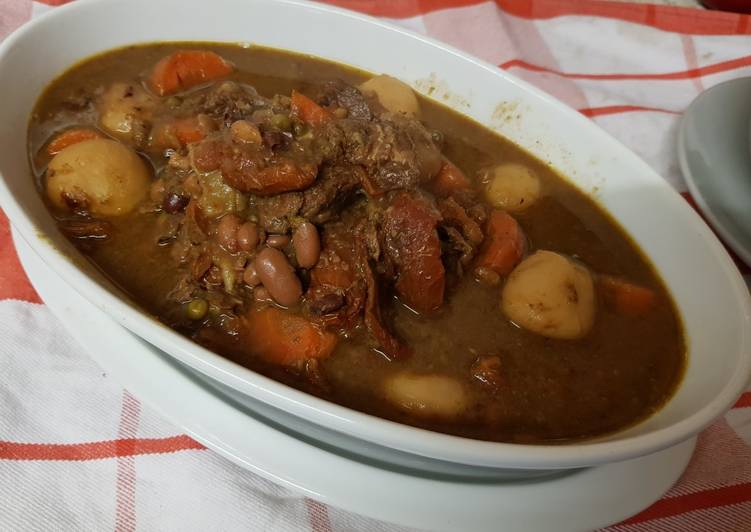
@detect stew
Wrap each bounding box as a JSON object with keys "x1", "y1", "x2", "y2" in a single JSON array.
[{"x1": 28, "y1": 43, "x2": 685, "y2": 444}]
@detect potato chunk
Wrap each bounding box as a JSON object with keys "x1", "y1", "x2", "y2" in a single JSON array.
[
  {"x1": 484, "y1": 163, "x2": 541, "y2": 212},
  {"x1": 98, "y1": 82, "x2": 155, "y2": 143},
  {"x1": 359, "y1": 74, "x2": 420, "y2": 118},
  {"x1": 502, "y1": 250, "x2": 595, "y2": 339},
  {"x1": 46, "y1": 138, "x2": 150, "y2": 216},
  {"x1": 384, "y1": 373, "x2": 467, "y2": 419}
]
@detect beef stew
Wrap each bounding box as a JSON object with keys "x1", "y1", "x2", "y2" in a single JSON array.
[{"x1": 28, "y1": 43, "x2": 685, "y2": 444}]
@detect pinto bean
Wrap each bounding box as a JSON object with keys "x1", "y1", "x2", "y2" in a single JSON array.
[
  {"x1": 243, "y1": 263, "x2": 261, "y2": 286},
  {"x1": 292, "y1": 222, "x2": 321, "y2": 269},
  {"x1": 237, "y1": 222, "x2": 259, "y2": 252},
  {"x1": 230, "y1": 120, "x2": 262, "y2": 144},
  {"x1": 266, "y1": 234, "x2": 290, "y2": 248},
  {"x1": 253, "y1": 286, "x2": 272, "y2": 303},
  {"x1": 254, "y1": 247, "x2": 302, "y2": 307},
  {"x1": 216, "y1": 214, "x2": 241, "y2": 252}
]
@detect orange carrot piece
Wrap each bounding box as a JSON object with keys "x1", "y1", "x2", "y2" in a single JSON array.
[
  {"x1": 47, "y1": 128, "x2": 101, "y2": 155},
  {"x1": 290, "y1": 90, "x2": 332, "y2": 127},
  {"x1": 150, "y1": 117, "x2": 208, "y2": 150},
  {"x1": 475, "y1": 210, "x2": 526, "y2": 276},
  {"x1": 243, "y1": 307, "x2": 338, "y2": 366},
  {"x1": 599, "y1": 275, "x2": 656, "y2": 316},
  {"x1": 149, "y1": 50, "x2": 233, "y2": 96},
  {"x1": 173, "y1": 117, "x2": 206, "y2": 144},
  {"x1": 383, "y1": 192, "x2": 445, "y2": 314},
  {"x1": 432, "y1": 159, "x2": 471, "y2": 197}
]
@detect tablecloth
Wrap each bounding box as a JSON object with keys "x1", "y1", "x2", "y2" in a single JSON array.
[{"x1": 1, "y1": 0, "x2": 751, "y2": 530}]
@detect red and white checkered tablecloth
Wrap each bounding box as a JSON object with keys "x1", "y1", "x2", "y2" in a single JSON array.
[{"x1": 1, "y1": 0, "x2": 751, "y2": 530}]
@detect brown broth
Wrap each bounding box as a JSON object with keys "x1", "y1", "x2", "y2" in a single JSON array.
[{"x1": 29, "y1": 43, "x2": 685, "y2": 443}]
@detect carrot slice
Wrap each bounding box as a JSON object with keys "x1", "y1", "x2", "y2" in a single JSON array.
[
  {"x1": 149, "y1": 51, "x2": 233, "y2": 96},
  {"x1": 432, "y1": 159, "x2": 471, "y2": 197},
  {"x1": 47, "y1": 128, "x2": 101, "y2": 155},
  {"x1": 150, "y1": 117, "x2": 208, "y2": 150},
  {"x1": 475, "y1": 210, "x2": 526, "y2": 276},
  {"x1": 290, "y1": 90, "x2": 333, "y2": 127},
  {"x1": 173, "y1": 117, "x2": 207, "y2": 144},
  {"x1": 599, "y1": 275, "x2": 656, "y2": 316},
  {"x1": 243, "y1": 306, "x2": 338, "y2": 366},
  {"x1": 383, "y1": 192, "x2": 445, "y2": 314}
]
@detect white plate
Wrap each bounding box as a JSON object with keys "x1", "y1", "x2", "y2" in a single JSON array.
[
  {"x1": 12, "y1": 227, "x2": 697, "y2": 532},
  {"x1": 1, "y1": 0, "x2": 747, "y2": 470},
  {"x1": 678, "y1": 77, "x2": 751, "y2": 267}
]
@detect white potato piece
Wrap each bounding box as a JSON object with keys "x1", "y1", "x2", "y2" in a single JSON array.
[
  {"x1": 98, "y1": 82, "x2": 155, "y2": 142},
  {"x1": 46, "y1": 138, "x2": 150, "y2": 216},
  {"x1": 484, "y1": 163, "x2": 541, "y2": 212},
  {"x1": 502, "y1": 250, "x2": 596, "y2": 340},
  {"x1": 384, "y1": 373, "x2": 467, "y2": 419},
  {"x1": 359, "y1": 74, "x2": 420, "y2": 118}
]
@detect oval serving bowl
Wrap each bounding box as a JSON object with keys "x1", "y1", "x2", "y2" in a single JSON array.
[{"x1": 0, "y1": 0, "x2": 749, "y2": 471}]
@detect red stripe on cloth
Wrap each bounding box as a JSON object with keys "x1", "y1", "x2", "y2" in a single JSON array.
[
  {"x1": 579, "y1": 105, "x2": 679, "y2": 117},
  {"x1": 500, "y1": 54, "x2": 751, "y2": 81},
  {"x1": 0, "y1": 435, "x2": 205, "y2": 461},
  {"x1": 620, "y1": 482, "x2": 751, "y2": 525},
  {"x1": 734, "y1": 392, "x2": 751, "y2": 409},
  {"x1": 680, "y1": 35, "x2": 704, "y2": 92},
  {"x1": 34, "y1": 0, "x2": 74, "y2": 5},
  {"x1": 320, "y1": 0, "x2": 478, "y2": 18},
  {"x1": 495, "y1": 0, "x2": 751, "y2": 36},
  {"x1": 321, "y1": 0, "x2": 751, "y2": 35},
  {"x1": 0, "y1": 210, "x2": 42, "y2": 304},
  {"x1": 490, "y1": 4, "x2": 589, "y2": 111},
  {"x1": 305, "y1": 499, "x2": 333, "y2": 532},
  {"x1": 115, "y1": 392, "x2": 140, "y2": 532}
]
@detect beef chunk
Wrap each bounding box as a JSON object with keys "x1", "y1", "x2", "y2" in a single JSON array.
[
  {"x1": 316, "y1": 80, "x2": 372, "y2": 121},
  {"x1": 442, "y1": 226, "x2": 475, "y2": 272},
  {"x1": 192, "y1": 81, "x2": 264, "y2": 126},
  {"x1": 300, "y1": 165, "x2": 362, "y2": 222},
  {"x1": 327, "y1": 113, "x2": 442, "y2": 194},
  {"x1": 438, "y1": 197, "x2": 484, "y2": 246},
  {"x1": 257, "y1": 192, "x2": 303, "y2": 233}
]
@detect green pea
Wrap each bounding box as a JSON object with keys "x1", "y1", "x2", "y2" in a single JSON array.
[
  {"x1": 185, "y1": 298, "x2": 208, "y2": 320},
  {"x1": 271, "y1": 114, "x2": 291, "y2": 131},
  {"x1": 292, "y1": 122, "x2": 308, "y2": 137}
]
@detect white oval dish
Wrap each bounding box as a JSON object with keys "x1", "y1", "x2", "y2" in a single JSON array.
[
  {"x1": 678, "y1": 77, "x2": 751, "y2": 267},
  {"x1": 13, "y1": 227, "x2": 697, "y2": 532},
  {"x1": 0, "y1": 0, "x2": 749, "y2": 470}
]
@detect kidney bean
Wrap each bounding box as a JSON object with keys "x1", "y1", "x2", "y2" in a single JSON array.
[
  {"x1": 216, "y1": 214, "x2": 241, "y2": 252},
  {"x1": 162, "y1": 192, "x2": 189, "y2": 214},
  {"x1": 254, "y1": 247, "x2": 302, "y2": 307},
  {"x1": 266, "y1": 234, "x2": 290, "y2": 248},
  {"x1": 253, "y1": 286, "x2": 272, "y2": 303},
  {"x1": 237, "y1": 222, "x2": 259, "y2": 252},
  {"x1": 243, "y1": 262, "x2": 261, "y2": 286},
  {"x1": 293, "y1": 222, "x2": 320, "y2": 268}
]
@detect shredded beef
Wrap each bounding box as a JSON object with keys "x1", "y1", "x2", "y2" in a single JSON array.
[
  {"x1": 257, "y1": 192, "x2": 303, "y2": 233},
  {"x1": 300, "y1": 165, "x2": 362, "y2": 222},
  {"x1": 315, "y1": 80, "x2": 372, "y2": 121}
]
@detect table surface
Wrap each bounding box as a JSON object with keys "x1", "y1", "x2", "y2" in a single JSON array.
[{"x1": 0, "y1": 1, "x2": 750, "y2": 531}]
